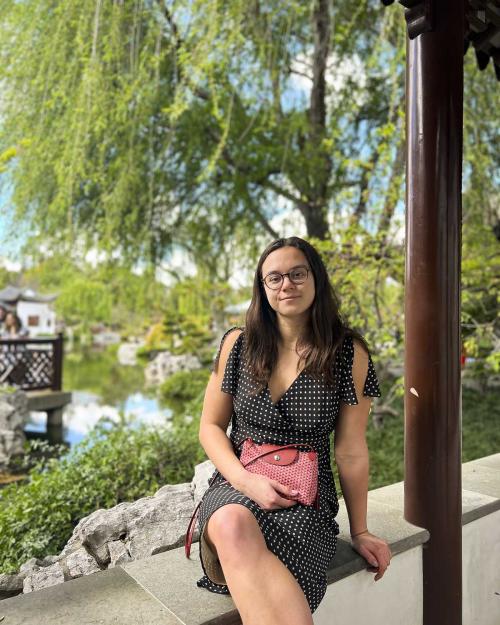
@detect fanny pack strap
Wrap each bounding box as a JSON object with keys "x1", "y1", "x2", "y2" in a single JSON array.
[{"x1": 238, "y1": 440, "x2": 317, "y2": 468}]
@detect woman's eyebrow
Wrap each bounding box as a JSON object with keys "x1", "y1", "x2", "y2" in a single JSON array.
[{"x1": 265, "y1": 264, "x2": 308, "y2": 274}]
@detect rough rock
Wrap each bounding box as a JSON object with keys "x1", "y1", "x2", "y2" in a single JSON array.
[
  {"x1": 0, "y1": 572, "x2": 25, "y2": 599},
  {"x1": 65, "y1": 547, "x2": 102, "y2": 578},
  {"x1": 144, "y1": 352, "x2": 202, "y2": 386},
  {"x1": 192, "y1": 460, "x2": 217, "y2": 507},
  {"x1": 61, "y1": 483, "x2": 194, "y2": 567},
  {"x1": 108, "y1": 540, "x2": 132, "y2": 567},
  {"x1": 0, "y1": 389, "x2": 29, "y2": 471},
  {"x1": 117, "y1": 341, "x2": 144, "y2": 367},
  {"x1": 19, "y1": 558, "x2": 42, "y2": 576},
  {"x1": 6, "y1": 460, "x2": 216, "y2": 599},
  {"x1": 23, "y1": 562, "x2": 66, "y2": 593}
]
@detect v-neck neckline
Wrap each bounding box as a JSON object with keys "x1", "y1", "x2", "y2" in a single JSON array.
[{"x1": 266, "y1": 368, "x2": 306, "y2": 407}]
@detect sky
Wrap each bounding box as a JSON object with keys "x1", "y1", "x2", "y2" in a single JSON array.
[{"x1": 0, "y1": 186, "x2": 24, "y2": 270}]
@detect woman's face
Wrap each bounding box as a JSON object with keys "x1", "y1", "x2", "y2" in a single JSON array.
[
  {"x1": 261, "y1": 246, "x2": 315, "y2": 319},
  {"x1": 5, "y1": 313, "x2": 15, "y2": 328}
]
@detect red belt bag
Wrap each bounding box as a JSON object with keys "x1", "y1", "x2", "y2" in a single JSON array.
[{"x1": 185, "y1": 437, "x2": 319, "y2": 558}]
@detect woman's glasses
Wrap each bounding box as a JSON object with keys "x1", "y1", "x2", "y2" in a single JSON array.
[{"x1": 261, "y1": 266, "x2": 310, "y2": 290}]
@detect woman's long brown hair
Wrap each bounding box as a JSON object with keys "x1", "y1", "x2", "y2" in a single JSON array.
[{"x1": 241, "y1": 236, "x2": 371, "y2": 394}]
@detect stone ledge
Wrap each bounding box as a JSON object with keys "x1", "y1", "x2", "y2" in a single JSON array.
[
  {"x1": 120, "y1": 497, "x2": 430, "y2": 625},
  {"x1": 462, "y1": 454, "x2": 500, "y2": 500},
  {"x1": 363, "y1": 453, "x2": 500, "y2": 526},
  {"x1": 461, "y1": 453, "x2": 500, "y2": 523},
  {"x1": 331, "y1": 493, "x2": 429, "y2": 583},
  {"x1": 123, "y1": 543, "x2": 240, "y2": 625},
  {"x1": 1, "y1": 453, "x2": 498, "y2": 625},
  {"x1": 26, "y1": 390, "x2": 72, "y2": 411},
  {"x1": 0, "y1": 565, "x2": 178, "y2": 625}
]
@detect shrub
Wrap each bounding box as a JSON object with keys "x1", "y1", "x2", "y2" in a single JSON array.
[
  {"x1": 0, "y1": 413, "x2": 206, "y2": 575},
  {"x1": 160, "y1": 369, "x2": 211, "y2": 404}
]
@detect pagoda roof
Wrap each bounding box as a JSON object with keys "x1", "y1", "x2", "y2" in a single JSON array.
[
  {"x1": 0, "y1": 285, "x2": 58, "y2": 305},
  {"x1": 381, "y1": 0, "x2": 500, "y2": 80}
]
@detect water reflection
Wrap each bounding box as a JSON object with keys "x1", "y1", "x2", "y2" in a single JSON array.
[{"x1": 25, "y1": 346, "x2": 173, "y2": 446}]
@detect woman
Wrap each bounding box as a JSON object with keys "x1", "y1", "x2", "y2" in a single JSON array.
[
  {"x1": 195, "y1": 236, "x2": 391, "y2": 623},
  {"x1": 1, "y1": 311, "x2": 27, "y2": 338}
]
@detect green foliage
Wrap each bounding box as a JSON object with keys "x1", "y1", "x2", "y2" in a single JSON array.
[
  {"x1": 0, "y1": 266, "x2": 19, "y2": 287},
  {"x1": 0, "y1": 385, "x2": 18, "y2": 395},
  {"x1": 460, "y1": 192, "x2": 499, "y2": 382},
  {"x1": 460, "y1": 52, "x2": 500, "y2": 382},
  {"x1": 160, "y1": 369, "x2": 211, "y2": 405},
  {"x1": 0, "y1": 0, "x2": 409, "y2": 266},
  {"x1": 0, "y1": 413, "x2": 207, "y2": 575},
  {"x1": 461, "y1": 388, "x2": 500, "y2": 461},
  {"x1": 315, "y1": 232, "x2": 404, "y2": 389},
  {"x1": 141, "y1": 322, "x2": 170, "y2": 354},
  {"x1": 20, "y1": 255, "x2": 168, "y2": 334},
  {"x1": 332, "y1": 386, "x2": 500, "y2": 493}
]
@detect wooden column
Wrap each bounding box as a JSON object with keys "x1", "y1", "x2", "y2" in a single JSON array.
[
  {"x1": 52, "y1": 332, "x2": 64, "y2": 391},
  {"x1": 403, "y1": 1, "x2": 464, "y2": 624}
]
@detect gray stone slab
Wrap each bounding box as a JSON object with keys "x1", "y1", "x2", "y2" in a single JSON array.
[
  {"x1": 325, "y1": 538, "x2": 374, "y2": 584},
  {"x1": 122, "y1": 543, "x2": 241, "y2": 625},
  {"x1": 368, "y1": 479, "x2": 500, "y2": 522},
  {"x1": 461, "y1": 488, "x2": 500, "y2": 525},
  {"x1": 0, "y1": 566, "x2": 178, "y2": 625},
  {"x1": 367, "y1": 481, "x2": 405, "y2": 511},
  {"x1": 335, "y1": 498, "x2": 429, "y2": 556},
  {"x1": 462, "y1": 463, "x2": 500, "y2": 499},
  {"x1": 26, "y1": 390, "x2": 72, "y2": 411},
  {"x1": 463, "y1": 453, "x2": 500, "y2": 471}
]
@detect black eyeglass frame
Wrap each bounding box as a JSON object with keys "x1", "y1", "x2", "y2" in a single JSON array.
[{"x1": 260, "y1": 265, "x2": 310, "y2": 290}]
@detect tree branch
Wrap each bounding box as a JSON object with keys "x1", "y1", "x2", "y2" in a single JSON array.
[{"x1": 260, "y1": 179, "x2": 310, "y2": 212}]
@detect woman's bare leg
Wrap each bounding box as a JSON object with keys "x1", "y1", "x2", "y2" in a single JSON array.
[{"x1": 205, "y1": 504, "x2": 314, "y2": 625}]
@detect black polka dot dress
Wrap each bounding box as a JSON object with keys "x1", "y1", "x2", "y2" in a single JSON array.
[{"x1": 196, "y1": 326, "x2": 382, "y2": 614}]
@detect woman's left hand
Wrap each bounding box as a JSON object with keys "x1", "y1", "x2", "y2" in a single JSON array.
[{"x1": 350, "y1": 531, "x2": 392, "y2": 581}]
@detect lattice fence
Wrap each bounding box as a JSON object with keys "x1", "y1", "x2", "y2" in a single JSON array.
[{"x1": 0, "y1": 335, "x2": 63, "y2": 390}]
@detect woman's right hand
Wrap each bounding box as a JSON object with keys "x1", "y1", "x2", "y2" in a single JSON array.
[{"x1": 236, "y1": 472, "x2": 300, "y2": 510}]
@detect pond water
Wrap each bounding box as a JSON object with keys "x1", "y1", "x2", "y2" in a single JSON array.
[{"x1": 24, "y1": 346, "x2": 172, "y2": 446}]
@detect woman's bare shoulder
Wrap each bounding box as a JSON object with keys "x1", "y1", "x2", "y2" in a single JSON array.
[{"x1": 213, "y1": 326, "x2": 244, "y2": 374}]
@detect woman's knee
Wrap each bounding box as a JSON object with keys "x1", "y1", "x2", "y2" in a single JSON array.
[{"x1": 207, "y1": 504, "x2": 265, "y2": 555}]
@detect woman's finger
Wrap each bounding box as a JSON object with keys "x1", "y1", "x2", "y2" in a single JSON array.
[{"x1": 358, "y1": 546, "x2": 379, "y2": 568}]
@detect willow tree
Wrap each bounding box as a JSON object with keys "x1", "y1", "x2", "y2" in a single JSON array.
[{"x1": 0, "y1": 0, "x2": 409, "y2": 268}]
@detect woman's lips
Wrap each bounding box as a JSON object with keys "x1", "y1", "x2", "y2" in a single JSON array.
[{"x1": 281, "y1": 296, "x2": 299, "y2": 301}]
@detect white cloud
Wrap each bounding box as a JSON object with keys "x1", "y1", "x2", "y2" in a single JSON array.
[
  {"x1": 289, "y1": 50, "x2": 368, "y2": 109},
  {"x1": 155, "y1": 246, "x2": 197, "y2": 287},
  {"x1": 84, "y1": 247, "x2": 108, "y2": 267},
  {"x1": 391, "y1": 214, "x2": 405, "y2": 245},
  {"x1": 269, "y1": 206, "x2": 307, "y2": 239},
  {"x1": 0, "y1": 255, "x2": 21, "y2": 272}
]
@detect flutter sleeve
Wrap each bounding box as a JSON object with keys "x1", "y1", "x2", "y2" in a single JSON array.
[
  {"x1": 338, "y1": 335, "x2": 382, "y2": 406},
  {"x1": 211, "y1": 326, "x2": 244, "y2": 395}
]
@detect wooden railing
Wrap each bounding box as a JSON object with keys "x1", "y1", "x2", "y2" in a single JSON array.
[{"x1": 0, "y1": 333, "x2": 64, "y2": 391}]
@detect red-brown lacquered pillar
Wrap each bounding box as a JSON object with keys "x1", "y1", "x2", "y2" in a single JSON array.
[{"x1": 403, "y1": 1, "x2": 464, "y2": 624}]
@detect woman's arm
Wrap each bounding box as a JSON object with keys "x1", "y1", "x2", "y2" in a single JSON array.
[
  {"x1": 198, "y1": 329, "x2": 249, "y2": 491},
  {"x1": 334, "y1": 338, "x2": 392, "y2": 581},
  {"x1": 333, "y1": 338, "x2": 372, "y2": 536}
]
